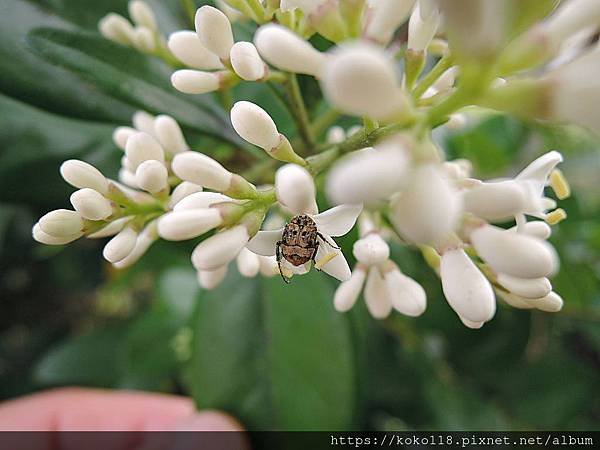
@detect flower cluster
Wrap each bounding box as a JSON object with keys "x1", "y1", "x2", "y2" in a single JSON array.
[{"x1": 33, "y1": 0, "x2": 595, "y2": 328}]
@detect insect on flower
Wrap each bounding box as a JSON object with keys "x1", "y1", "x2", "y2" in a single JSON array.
[{"x1": 276, "y1": 214, "x2": 340, "y2": 284}]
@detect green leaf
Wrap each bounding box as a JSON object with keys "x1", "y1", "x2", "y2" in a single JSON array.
[
  {"x1": 27, "y1": 27, "x2": 234, "y2": 141},
  {"x1": 191, "y1": 270, "x2": 356, "y2": 430}
]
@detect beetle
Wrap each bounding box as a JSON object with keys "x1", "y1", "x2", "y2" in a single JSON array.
[{"x1": 276, "y1": 214, "x2": 340, "y2": 283}]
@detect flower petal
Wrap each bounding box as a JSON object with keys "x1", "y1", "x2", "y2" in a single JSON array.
[
  {"x1": 516, "y1": 151, "x2": 563, "y2": 183},
  {"x1": 312, "y1": 204, "x2": 363, "y2": 237},
  {"x1": 363, "y1": 266, "x2": 393, "y2": 319},
  {"x1": 333, "y1": 266, "x2": 366, "y2": 312},
  {"x1": 316, "y1": 238, "x2": 351, "y2": 281},
  {"x1": 246, "y1": 228, "x2": 283, "y2": 256}
]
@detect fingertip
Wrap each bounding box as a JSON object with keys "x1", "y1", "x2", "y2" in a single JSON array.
[{"x1": 173, "y1": 410, "x2": 245, "y2": 431}]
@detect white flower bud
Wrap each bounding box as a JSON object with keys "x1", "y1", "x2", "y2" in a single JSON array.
[
  {"x1": 113, "y1": 126, "x2": 136, "y2": 150},
  {"x1": 254, "y1": 24, "x2": 326, "y2": 76},
  {"x1": 118, "y1": 168, "x2": 138, "y2": 188},
  {"x1": 364, "y1": 266, "x2": 393, "y2": 319},
  {"x1": 167, "y1": 31, "x2": 224, "y2": 70},
  {"x1": 509, "y1": 221, "x2": 552, "y2": 240},
  {"x1": 363, "y1": 0, "x2": 416, "y2": 45},
  {"x1": 88, "y1": 217, "x2": 130, "y2": 238},
  {"x1": 99, "y1": 13, "x2": 135, "y2": 46},
  {"x1": 195, "y1": 5, "x2": 234, "y2": 60},
  {"x1": 173, "y1": 192, "x2": 233, "y2": 211},
  {"x1": 135, "y1": 160, "x2": 168, "y2": 194},
  {"x1": 158, "y1": 209, "x2": 223, "y2": 241},
  {"x1": 132, "y1": 111, "x2": 156, "y2": 135},
  {"x1": 470, "y1": 224, "x2": 558, "y2": 279},
  {"x1": 103, "y1": 227, "x2": 138, "y2": 263},
  {"x1": 168, "y1": 182, "x2": 204, "y2": 209},
  {"x1": 321, "y1": 43, "x2": 408, "y2": 121},
  {"x1": 497, "y1": 290, "x2": 535, "y2": 310},
  {"x1": 440, "y1": 248, "x2": 496, "y2": 323},
  {"x1": 444, "y1": 114, "x2": 467, "y2": 131},
  {"x1": 326, "y1": 126, "x2": 345, "y2": 144},
  {"x1": 197, "y1": 265, "x2": 228, "y2": 290},
  {"x1": 408, "y1": 2, "x2": 440, "y2": 52},
  {"x1": 327, "y1": 141, "x2": 409, "y2": 205},
  {"x1": 530, "y1": 291, "x2": 564, "y2": 313},
  {"x1": 230, "y1": 42, "x2": 267, "y2": 81},
  {"x1": 383, "y1": 264, "x2": 427, "y2": 317},
  {"x1": 128, "y1": 0, "x2": 157, "y2": 31},
  {"x1": 275, "y1": 164, "x2": 318, "y2": 215},
  {"x1": 113, "y1": 220, "x2": 158, "y2": 269},
  {"x1": 543, "y1": 0, "x2": 600, "y2": 46},
  {"x1": 70, "y1": 188, "x2": 113, "y2": 221},
  {"x1": 39, "y1": 209, "x2": 84, "y2": 238},
  {"x1": 390, "y1": 164, "x2": 462, "y2": 246},
  {"x1": 236, "y1": 247, "x2": 260, "y2": 277},
  {"x1": 496, "y1": 273, "x2": 552, "y2": 299},
  {"x1": 171, "y1": 70, "x2": 220, "y2": 94},
  {"x1": 154, "y1": 115, "x2": 189, "y2": 155},
  {"x1": 125, "y1": 132, "x2": 165, "y2": 170},
  {"x1": 352, "y1": 234, "x2": 390, "y2": 265},
  {"x1": 463, "y1": 181, "x2": 526, "y2": 222},
  {"x1": 192, "y1": 225, "x2": 249, "y2": 271},
  {"x1": 215, "y1": 0, "x2": 245, "y2": 22},
  {"x1": 333, "y1": 266, "x2": 367, "y2": 312},
  {"x1": 231, "y1": 101, "x2": 280, "y2": 150},
  {"x1": 132, "y1": 26, "x2": 155, "y2": 53},
  {"x1": 459, "y1": 316, "x2": 485, "y2": 330},
  {"x1": 32, "y1": 223, "x2": 81, "y2": 245},
  {"x1": 60, "y1": 160, "x2": 109, "y2": 195},
  {"x1": 172, "y1": 151, "x2": 233, "y2": 192}
]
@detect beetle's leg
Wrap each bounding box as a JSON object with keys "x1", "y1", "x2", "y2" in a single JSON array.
[
  {"x1": 276, "y1": 241, "x2": 290, "y2": 284},
  {"x1": 317, "y1": 232, "x2": 340, "y2": 250},
  {"x1": 311, "y1": 241, "x2": 321, "y2": 271}
]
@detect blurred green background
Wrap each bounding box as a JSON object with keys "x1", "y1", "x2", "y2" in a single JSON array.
[{"x1": 1, "y1": 0, "x2": 599, "y2": 431}]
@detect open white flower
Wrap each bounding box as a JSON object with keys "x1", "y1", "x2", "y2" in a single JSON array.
[{"x1": 247, "y1": 164, "x2": 362, "y2": 282}]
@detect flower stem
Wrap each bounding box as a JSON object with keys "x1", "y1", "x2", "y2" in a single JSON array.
[
  {"x1": 413, "y1": 54, "x2": 453, "y2": 99},
  {"x1": 180, "y1": 0, "x2": 196, "y2": 28},
  {"x1": 311, "y1": 108, "x2": 341, "y2": 138},
  {"x1": 285, "y1": 73, "x2": 316, "y2": 151}
]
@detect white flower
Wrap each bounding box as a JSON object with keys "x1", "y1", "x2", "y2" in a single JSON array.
[
  {"x1": 333, "y1": 265, "x2": 367, "y2": 312},
  {"x1": 132, "y1": 111, "x2": 156, "y2": 135},
  {"x1": 326, "y1": 137, "x2": 409, "y2": 205},
  {"x1": 197, "y1": 265, "x2": 229, "y2": 289},
  {"x1": 158, "y1": 209, "x2": 223, "y2": 241},
  {"x1": 363, "y1": 0, "x2": 416, "y2": 45},
  {"x1": 128, "y1": 0, "x2": 157, "y2": 32},
  {"x1": 70, "y1": 188, "x2": 113, "y2": 221},
  {"x1": 498, "y1": 290, "x2": 564, "y2": 313},
  {"x1": 215, "y1": 0, "x2": 245, "y2": 22},
  {"x1": 275, "y1": 164, "x2": 318, "y2": 215},
  {"x1": 99, "y1": 13, "x2": 136, "y2": 46},
  {"x1": 32, "y1": 223, "x2": 81, "y2": 246},
  {"x1": 192, "y1": 225, "x2": 249, "y2": 271},
  {"x1": 496, "y1": 273, "x2": 552, "y2": 299},
  {"x1": 440, "y1": 248, "x2": 496, "y2": 325},
  {"x1": 168, "y1": 182, "x2": 204, "y2": 209},
  {"x1": 195, "y1": 5, "x2": 234, "y2": 61},
  {"x1": 508, "y1": 221, "x2": 552, "y2": 240},
  {"x1": 390, "y1": 163, "x2": 462, "y2": 246},
  {"x1": 407, "y1": 1, "x2": 440, "y2": 52},
  {"x1": 154, "y1": 115, "x2": 190, "y2": 155},
  {"x1": 236, "y1": 247, "x2": 260, "y2": 277},
  {"x1": 113, "y1": 127, "x2": 136, "y2": 150},
  {"x1": 230, "y1": 101, "x2": 280, "y2": 151},
  {"x1": 172, "y1": 151, "x2": 233, "y2": 192},
  {"x1": 352, "y1": 233, "x2": 389, "y2": 265},
  {"x1": 135, "y1": 160, "x2": 169, "y2": 194},
  {"x1": 542, "y1": 0, "x2": 600, "y2": 48},
  {"x1": 326, "y1": 126, "x2": 346, "y2": 144},
  {"x1": 103, "y1": 226, "x2": 138, "y2": 263},
  {"x1": 88, "y1": 217, "x2": 131, "y2": 239},
  {"x1": 321, "y1": 43, "x2": 409, "y2": 121},
  {"x1": 38, "y1": 209, "x2": 84, "y2": 238},
  {"x1": 168, "y1": 31, "x2": 224, "y2": 70},
  {"x1": 60, "y1": 160, "x2": 109, "y2": 195},
  {"x1": 113, "y1": 220, "x2": 159, "y2": 269},
  {"x1": 364, "y1": 266, "x2": 394, "y2": 319},
  {"x1": 171, "y1": 70, "x2": 221, "y2": 94},
  {"x1": 125, "y1": 132, "x2": 165, "y2": 170},
  {"x1": 254, "y1": 24, "x2": 326, "y2": 76},
  {"x1": 230, "y1": 42, "x2": 267, "y2": 81},
  {"x1": 132, "y1": 26, "x2": 155, "y2": 53}
]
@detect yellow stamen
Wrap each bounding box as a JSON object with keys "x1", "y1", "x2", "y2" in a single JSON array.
[
  {"x1": 546, "y1": 208, "x2": 567, "y2": 225},
  {"x1": 315, "y1": 252, "x2": 338, "y2": 270},
  {"x1": 550, "y1": 169, "x2": 571, "y2": 200}
]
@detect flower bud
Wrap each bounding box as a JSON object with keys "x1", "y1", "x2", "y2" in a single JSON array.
[
  {"x1": 497, "y1": 290, "x2": 534, "y2": 310},
  {"x1": 154, "y1": 115, "x2": 189, "y2": 155},
  {"x1": 197, "y1": 265, "x2": 228, "y2": 289},
  {"x1": 321, "y1": 43, "x2": 408, "y2": 121},
  {"x1": 172, "y1": 151, "x2": 233, "y2": 192},
  {"x1": 407, "y1": 2, "x2": 440, "y2": 52},
  {"x1": 231, "y1": 101, "x2": 280, "y2": 150},
  {"x1": 333, "y1": 266, "x2": 367, "y2": 312},
  {"x1": 496, "y1": 273, "x2": 552, "y2": 299},
  {"x1": 88, "y1": 217, "x2": 130, "y2": 239},
  {"x1": 173, "y1": 192, "x2": 234, "y2": 211},
  {"x1": 281, "y1": 0, "x2": 348, "y2": 43},
  {"x1": 215, "y1": 0, "x2": 246, "y2": 22},
  {"x1": 112, "y1": 221, "x2": 157, "y2": 269},
  {"x1": 167, "y1": 31, "x2": 224, "y2": 70},
  {"x1": 459, "y1": 316, "x2": 484, "y2": 330},
  {"x1": 326, "y1": 126, "x2": 345, "y2": 144},
  {"x1": 352, "y1": 233, "x2": 390, "y2": 265},
  {"x1": 192, "y1": 225, "x2": 249, "y2": 271},
  {"x1": 168, "y1": 182, "x2": 204, "y2": 208},
  {"x1": 236, "y1": 247, "x2": 260, "y2": 277},
  {"x1": 60, "y1": 160, "x2": 109, "y2": 195},
  {"x1": 128, "y1": 0, "x2": 157, "y2": 31},
  {"x1": 118, "y1": 168, "x2": 138, "y2": 188},
  {"x1": 32, "y1": 223, "x2": 81, "y2": 245},
  {"x1": 363, "y1": 0, "x2": 416, "y2": 45},
  {"x1": 171, "y1": 70, "x2": 221, "y2": 94},
  {"x1": 125, "y1": 132, "x2": 165, "y2": 170},
  {"x1": 195, "y1": 5, "x2": 234, "y2": 61},
  {"x1": 39, "y1": 209, "x2": 84, "y2": 238},
  {"x1": 113, "y1": 126, "x2": 136, "y2": 150},
  {"x1": 103, "y1": 227, "x2": 138, "y2": 263},
  {"x1": 508, "y1": 221, "x2": 552, "y2": 240},
  {"x1": 382, "y1": 263, "x2": 427, "y2": 317},
  {"x1": 470, "y1": 224, "x2": 558, "y2": 279},
  {"x1": 463, "y1": 181, "x2": 526, "y2": 222},
  {"x1": 258, "y1": 255, "x2": 278, "y2": 277},
  {"x1": 99, "y1": 13, "x2": 135, "y2": 46},
  {"x1": 390, "y1": 164, "x2": 462, "y2": 246},
  {"x1": 230, "y1": 42, "x2": 267, "y2": 81},
  {"x1": 158, "y1": 209, "x2": 223, "y2": 241},
  {"x1": 543, "y1": 0, "x2": 600, "y2": 48},
  {"x1": 132, "y1": 26, "x2": 155, "y2": 52},
  {"x1": 327, "y1": 140, "x2": 409, "y2": 205},
  {"x1": 440, "y1": 248, "x2": 496, "y2": 323},
  {"x1": 135, "y1": 160, "x2": 168, "y2": 194},
  {"x1": 364, "y1": 266, "x2": 393, "y2": 319},
  {"x1": 254, "y1": 24, "x2": 326, "y2": 76},
  {"x1": 70, "y1": 188, "x2": 113, "y2": 221},
  {"x1": 132, "y1": 111, "x2": 156, "y2": 135},
  {"x1": 530, "y1": 291, "x2": 564, "y2": 313},
  {"x1": 275, "y1": 164, "x2": 318, "y2": 215}
]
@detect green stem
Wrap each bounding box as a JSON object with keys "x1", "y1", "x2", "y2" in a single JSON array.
[
  {"x1": 181, "y1": 0, "x2": 196, "y2": 28},
  {"x1": 285, "y1": 74, "x2": 316, "y2": 151},
  {"x1": 363, "y1": 117, "x2": 379, "y2": 134},
  {"x1": 311, "y1": 109, "x2": 341, "y2": 138},
  {"x1": 245, "y1": 0, "x2": 267, "y2": 23},
  {"x1": 413, "y1": 54, "x2": 453, "y2": 99}
]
